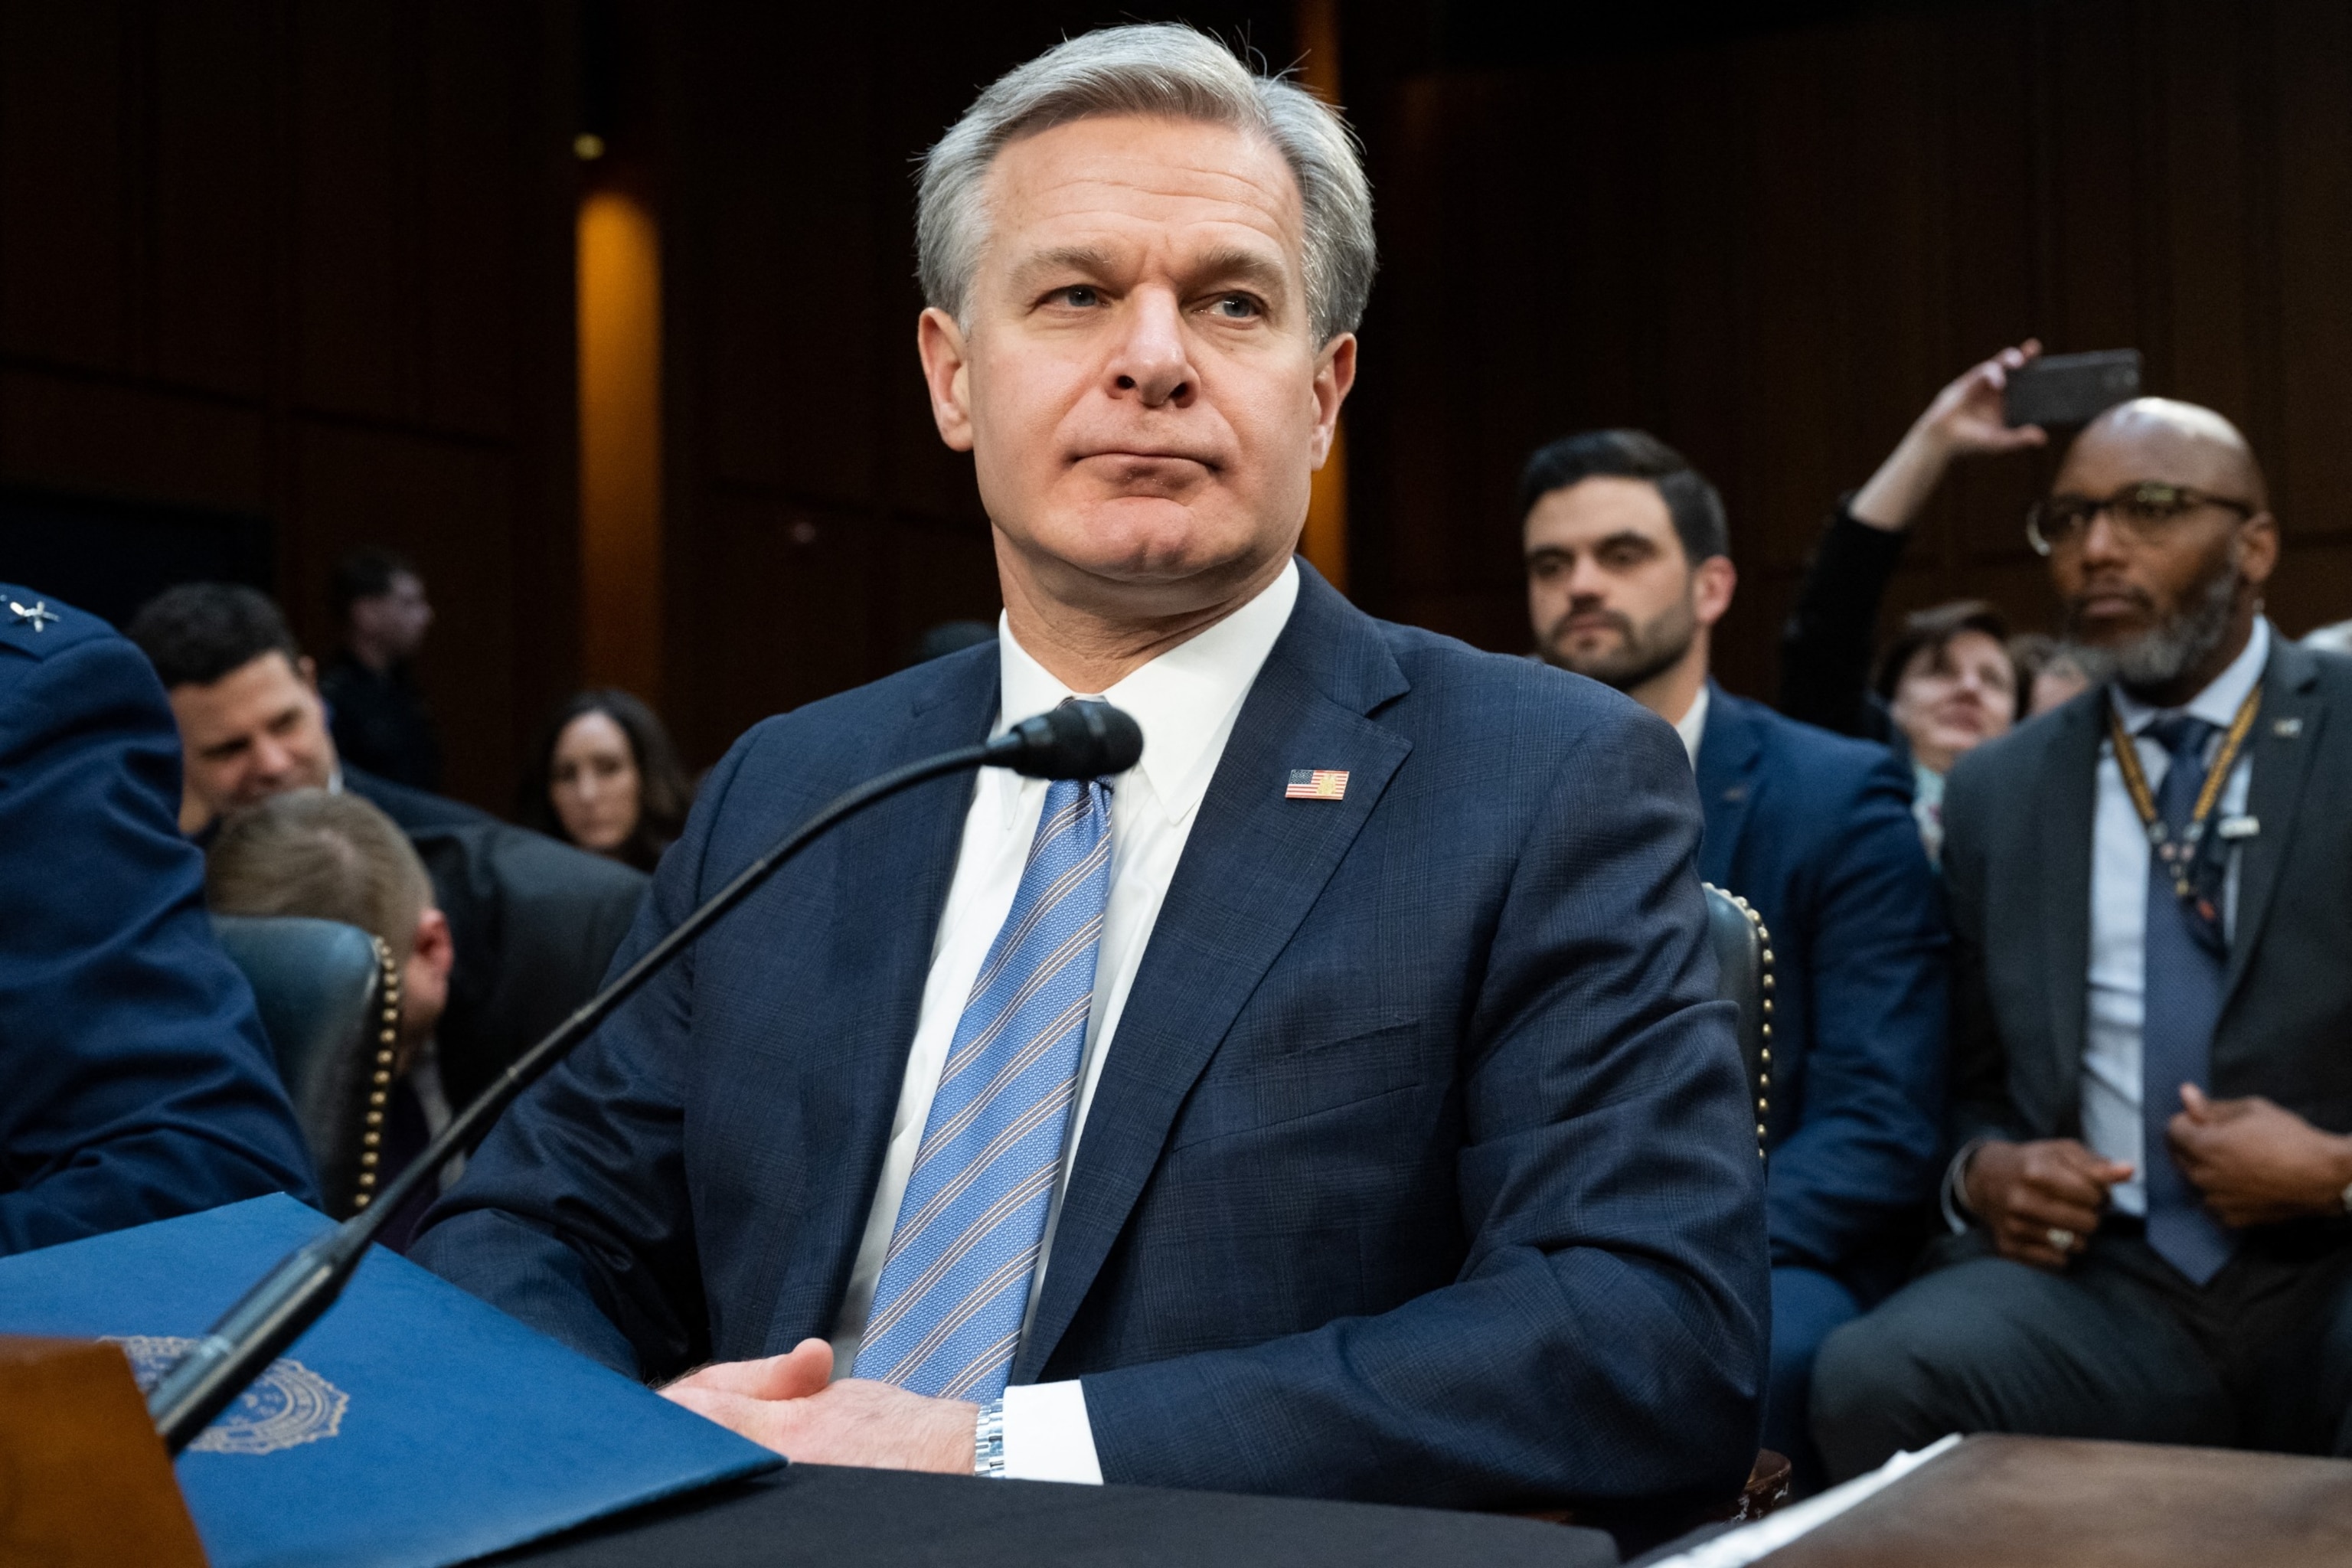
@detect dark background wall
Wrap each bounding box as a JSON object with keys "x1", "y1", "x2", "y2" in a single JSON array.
[
  {"x1": 4, "y1": 0, "x2": 2347, "y2": 811},
  {"x1": 1344, "y1": 0, "x2": 2352, "y2": 688},
  {"x1": 0, "y1": 1, "x2": 580, "y2": 811}
]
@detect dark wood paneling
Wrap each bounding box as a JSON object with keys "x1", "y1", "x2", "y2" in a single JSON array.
[
  {"x1": 0, "y1": 0, "x2": 574, "y2": 812},
  {"x1": 1354, "y1": 0, "x2": 2352, "y2": 696}
]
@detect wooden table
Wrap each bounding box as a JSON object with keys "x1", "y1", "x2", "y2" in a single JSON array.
[{"x1": 1761, "y1": 1435, "x2": 2352, "y2": 1567}]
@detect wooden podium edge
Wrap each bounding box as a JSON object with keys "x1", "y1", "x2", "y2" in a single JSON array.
[{"x1": 0, "y1": 1334, "x2": 210, "y2": 1566}]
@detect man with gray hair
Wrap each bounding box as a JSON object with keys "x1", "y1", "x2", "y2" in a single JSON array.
[{"x1": 416, "y1": 24, "x2": 1763, "y2": 1508}]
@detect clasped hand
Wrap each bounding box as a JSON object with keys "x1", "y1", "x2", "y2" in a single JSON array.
[
  {"x1": 660, "y1": 1338, "x2": 976, "y2": 1472},
  {"x1": 1966, "y1": 1086, "x2": 2352, "y2": 1269}
]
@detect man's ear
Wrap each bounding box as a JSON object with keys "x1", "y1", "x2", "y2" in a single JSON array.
[
  {"x1": 916, "y1": 307, "x2": 976, "y2": 453},
  {"x1": 1691, "y1": 554, "x2": 1739, "y2": 631},
  {"x1": 297, "y1": 653, "x2": 319, "y2": 691},
  {"x1": 2238, "y1": 511, "x2": 2281, "y2": 590},
  {"x1": 412, "y1": 907, "x2": 456, "y2": 985},
  {"x1": 1309, "y1": 334, "x2": 1357, "y2": 469}
]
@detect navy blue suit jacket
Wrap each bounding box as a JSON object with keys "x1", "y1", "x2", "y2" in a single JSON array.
[
  {"x1": 0, "y1": 588, "x2": 316, "y2": 1256},
  {"x1": 414, "y1": 567, "x2": 1767, "y2": 1508},
  {"x1": 1693, "y1": 686, "x2": 1945, "y2": 1289}
]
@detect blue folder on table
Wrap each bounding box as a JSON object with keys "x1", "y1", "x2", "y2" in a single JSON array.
[{"x1": 0, "y1": 1194, "x2": 782, "y2": 1568}]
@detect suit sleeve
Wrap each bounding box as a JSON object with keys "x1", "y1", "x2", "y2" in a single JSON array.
[
  {"x1": 1941, "y1": 747, "x2": 2024, "y2": 1150},
  {"x1": 408, "y1": 734, "x2": 756, "y2": 1377},
  {"x1": 1079, "y1": 703, "x2": 1769, "y2": 1509},
  {"x1": 1760, "y1": 750, "x2": 1949, "y2": 1271},
  {"x1": 1776, "y1": 502, "x2": 1908, "y2": 740},
  {"x1": 0, "y1": 637, "x2": 318, "y2": 1255}
]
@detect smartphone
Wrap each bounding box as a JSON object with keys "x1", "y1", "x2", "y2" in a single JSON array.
[{"x1": 2004, "y1": 349, "x2": 2142, "y2": 429}]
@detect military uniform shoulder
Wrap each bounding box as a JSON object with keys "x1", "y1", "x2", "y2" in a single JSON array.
[{"x1": 0, "y1": 588, "x2": 115, "y2": 662}]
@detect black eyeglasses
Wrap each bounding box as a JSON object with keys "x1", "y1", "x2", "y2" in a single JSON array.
[{"x1": 2026, "y1": 482, "x2": 2256, "y2": 556}]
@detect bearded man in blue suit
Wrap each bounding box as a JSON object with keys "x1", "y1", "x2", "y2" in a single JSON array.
[
  {"x1": 415, "y1": 25, "x2": 1765, "y2": 1509},
  {"x1": 1523, "y1": 430, "x2": 1948, "y2": 1489}
]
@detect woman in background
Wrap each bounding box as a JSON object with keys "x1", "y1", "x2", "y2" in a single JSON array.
[
  {"x1": 519, "y1": 689, "x2": 692, "y2": 872},
  {"x1": 1870, "y1": 601, "x2": 2020, "y2": 863}
]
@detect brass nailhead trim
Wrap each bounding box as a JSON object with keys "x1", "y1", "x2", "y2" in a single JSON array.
[{"x1": 349, "y1": 938, "x2": 403, "y2": 1210}]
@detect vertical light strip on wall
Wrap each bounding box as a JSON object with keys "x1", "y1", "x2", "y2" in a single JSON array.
[
  {"x1": 576, "y1": 188, "x2": 664, "y2": 699},
  {"x1": 1295, "y1": 0, "x2": 1348, "y2": 593}
]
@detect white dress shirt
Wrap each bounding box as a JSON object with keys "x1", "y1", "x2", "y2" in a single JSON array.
[
  {"x1": 827, "y1": 560, "x2": 1301, "y2": 1482},
  {"x1": 1671, "y1": 682, "x2": 1710, "y2": 769},
  {"x1": 2080, "y1": 617, "x2": 2267, "y2": 1215}
]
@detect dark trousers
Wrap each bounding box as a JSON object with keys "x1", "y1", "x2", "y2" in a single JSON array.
[
  {"x1": 1809, "y1": 1223, "x2": 2352, "y2": 1482},
  {"x1": 1766, "y1": 1266, "x2": 1860, "y2": 1494}
]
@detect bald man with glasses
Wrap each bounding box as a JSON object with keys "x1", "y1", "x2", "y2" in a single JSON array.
[{"x1": 1813, "y1": 397, "x2": 2352, "y2": 1477}]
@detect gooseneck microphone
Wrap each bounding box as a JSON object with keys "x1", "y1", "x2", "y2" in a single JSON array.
[{"x1": 148, "y1": 701, "x2": 1143, "y2": 1455}]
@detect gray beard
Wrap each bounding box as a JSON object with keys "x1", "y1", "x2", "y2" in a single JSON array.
[{"x1": 2063, "y1": 563, "x2": 2241, "y2": 695}]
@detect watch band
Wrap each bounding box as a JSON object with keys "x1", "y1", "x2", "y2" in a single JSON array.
[
  {"x1": 973, "y1": 1397, "x2": 1007, "y2": 1478},
  {"x1": 2340, "y1": 1176, "x2": 2352, "y2": 1216}
]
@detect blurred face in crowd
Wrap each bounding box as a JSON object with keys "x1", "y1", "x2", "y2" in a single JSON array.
[
  {"x1": 350, "y1": 570, "x2": 434, "y2": 663},
  {"x1": 1524, "y1": 477, "x2": 1734, "y2": 698},
  {"x1": 1888, "y1": 631, "x2": 2016, "y2": 776},
  {"x1": 550, "y1": 709, "x2": 643, "y2": 856},
  {"x1": 916, "y1": 113, "x2": 1353, "y2": 638},
  {"x1": 2047, "y1": 400, "x2": 2277, "y2": 697},
  {"x1": 167, "y1": 652, "x2": 338, "y2": 834}
]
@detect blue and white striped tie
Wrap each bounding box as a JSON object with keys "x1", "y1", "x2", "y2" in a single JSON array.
[{"x1": 852, "y1": 773, "x2": 1113, "y2": 1401}]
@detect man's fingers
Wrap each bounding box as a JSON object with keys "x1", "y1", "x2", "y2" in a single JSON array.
[
  {"x1": 2021, "y1": 1163, "x2": 2112, "y2": 1213},
  {"x1": 666, "y1": 1340, "x2": 833, "y2": 1402},
  {"x1": 2007, "y1": 1191, "x2": 2103, "y2": 1239}
]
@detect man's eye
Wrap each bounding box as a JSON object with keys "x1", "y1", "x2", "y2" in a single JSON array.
[
  {"x1": 1211, "y1": 295, "x2": 1259, "y2": 319},
  {"x1": 1053, "y1": 286, "x2": 1099, "y2": 308}
]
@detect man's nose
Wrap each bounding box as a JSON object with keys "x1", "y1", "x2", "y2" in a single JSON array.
[
  {"x1": 1106, "y1": 289, "x2": 1194, "y2": 407},
  {"x1": 2077, "y1": 506, "x2": 2131, "y2": 566},
  {"x1": 250, "y1": 734, "x2": 293, "y2": 782}
]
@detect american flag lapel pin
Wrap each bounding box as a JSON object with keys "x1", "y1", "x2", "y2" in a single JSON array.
[{"x1": 1285, "y1": 768, "x2": 1349, "y2": 801}]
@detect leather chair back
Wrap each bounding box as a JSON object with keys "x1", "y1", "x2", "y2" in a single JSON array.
[
  {"x1": 1700, "y1": 884, "x2": 1774, "y2": 1160},
  {"x1": 211, "y1": 915, "x2": 400, "y2": 1218}
]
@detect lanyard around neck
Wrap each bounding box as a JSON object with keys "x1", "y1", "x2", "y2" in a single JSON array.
[{"x1": 2106, "y1": 684, "x2": 2261, "y2": 906}]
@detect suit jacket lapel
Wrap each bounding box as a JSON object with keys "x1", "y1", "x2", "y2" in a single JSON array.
[
  {"x1": 760, "y1": 652, "x2": 995, "y2": 1351},
  {"x1": 1013, "y1": 567, "x2": 1410, "y2": 1381},
  {"x1": 2223, "y1": 640, "x2": 2324, "y2": 1011},
  {"x1": 1692, "y1": 684, "x2": 1759, "y2": 889},
  {"x1": 2037, "y1": 697, "x2": 2101, "y2": 1130}
]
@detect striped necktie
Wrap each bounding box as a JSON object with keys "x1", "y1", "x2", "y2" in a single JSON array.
[
  {"x1": 2140, "y1": 714, "x2": 2237, "y2": 1285},
  {"x1": 852, "y1": 773, "x2": 1113, "y2": 1400}
]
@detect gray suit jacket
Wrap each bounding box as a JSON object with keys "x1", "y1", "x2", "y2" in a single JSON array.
[{"x1": 1943, "y1": 639, "x2": 2352, "y2": 1201}]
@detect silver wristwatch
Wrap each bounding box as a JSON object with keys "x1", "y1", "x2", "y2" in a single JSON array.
[{"x1": 973, "y1": 1397, "x2": 1007, "y2": 1478}]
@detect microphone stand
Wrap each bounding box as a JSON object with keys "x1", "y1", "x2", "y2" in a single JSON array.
[{"x1": 148, "y1": 739, "x2": 1002, "y2": 1455}]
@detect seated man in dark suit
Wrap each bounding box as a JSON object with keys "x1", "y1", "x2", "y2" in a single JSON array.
[
  {"x1": 207, "y1": 789, "x2": 460, "y2": 1251},
  {"x1": 1814, "y1": 400, "x2": 2352, "y2": 1477},
  {"x1": 0, "y1": 585, "x2": 316, "y2": 1254},
  {"x1": 1521, "y1": 430, "x2": 1947, "y2": 1488},
  {"x1": 125, "y1": 586, "x2": 645, "y2": 1109},
  {"x1": 412, "y1": 23, "x2": 1767, "y2": 1510}
]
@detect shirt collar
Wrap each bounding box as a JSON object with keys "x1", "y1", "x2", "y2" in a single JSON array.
[
  {"x1": 1671, "y1": 682, "x2": 1710, "y2": 771},
  {"x1": 2109, "y1": 616, "x2": 2271, "y2": 734},
  {"x1": 995, "y1": 557, "x2": 1301, "y2": 823}
]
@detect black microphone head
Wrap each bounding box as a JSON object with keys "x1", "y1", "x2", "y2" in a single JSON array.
[{"x1": 992, "y1": 701, "x2": 1144, "y2": 779}]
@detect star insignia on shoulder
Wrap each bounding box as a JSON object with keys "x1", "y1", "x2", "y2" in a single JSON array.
[{"x1": 8, "y1": 599, "x2": 60, "y2": 632}]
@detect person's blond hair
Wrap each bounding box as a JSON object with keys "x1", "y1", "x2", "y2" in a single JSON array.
[{"x1": 206, "y1": 789, "x2": 433, "y2": 962}]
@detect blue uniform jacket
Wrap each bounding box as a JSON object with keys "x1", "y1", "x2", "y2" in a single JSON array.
[
  {"x1": 0, "y1": 587, "x2": 315, "y2": 1256},
  {"x1": 1693, "y1": 686, "x2": 1945, "y2": 1288},
  {"x1": 413, "y1": 565, "x2": 1767, "y2": 1509}
]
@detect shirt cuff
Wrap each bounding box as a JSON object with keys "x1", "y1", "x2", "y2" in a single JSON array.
[
  {"x1": 1941, "y1": 1138, "x2": 1990, "y2": 1236},
  {"x1": 1000, "y1": 1380, "x2": 1103, "y2": 1484}
]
